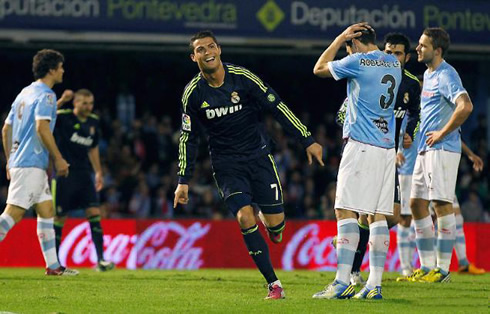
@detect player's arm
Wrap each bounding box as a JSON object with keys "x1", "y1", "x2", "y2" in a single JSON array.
[
  {"x1": 36, "y1": 93, "x2": 69, "y2": 177},
  {"x1": 404, "y1": 78, "x2": 421, "y2": 147},
  {"x1": 425, "y1": 93, "x2": 473, "y2": 146},
  {"x1": 461, "y1": 141, "x2": 483, "y2": 172},
  {"x1": 2, "y1": 123, "x2": 12, "y2": 180},
  {"x1": 88, "y1": 146, "x2": 104, "y2": 191},
  {"x1": 57, "y1": 89, "x2": 73, "y2": 108},
  {"x1": 174, "y1": 90, "x2": 200, "y2": 208},
  {"x1": 36, "y1": 120, "x2": 69, "y2": 177},
  {"x1": 313, "y1": 22, "x2": 372, "y2": 78}
]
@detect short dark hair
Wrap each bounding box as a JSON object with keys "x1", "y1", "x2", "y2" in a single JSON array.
[
  {"x1": 189, "y1": 30, "x2": 219, "y2": 53},
  {"x1": 423, "y1": 28, "x2": 450, "y2": 57},
  {"x1": 32, "y1": 49, "x2": 64, "y2": 80},
  {"x1": 74, "y1": 88, "x2": 93, "y2": 99},
  {"x1": 356, "y1": 28, "x2": 376, "y2": 46},
  {"x1": 384, "y1": 32, "x2": 411, "y2": 54}
]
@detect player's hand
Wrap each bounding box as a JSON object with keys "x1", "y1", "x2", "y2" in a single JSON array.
[
  {"x1": 174, "y1": 184, "x2": 189, "y2": 208},
  {"x1": 468, "y1": 153, "x2": 484, "y2": 172},
  {"x1": 402, "y1": 133, "x2": 413, "y2": 149},
  {"x1": 339, "y1": 22, "x2": 373, "y2": 42},
  {"x1": 425, "y1": 130, "x2": 444, "y2": 147},
  {"x1": 95, "y1": 171, "x2": 104, "y2": 191},
  {"x1": 306, "y1": 143, "x2": 324, "y2": 166},
  {"x1": 396, "y1": 152, "x2": 405, "y2": 166},
  {"x1": 55, "y1": 157, "x2": 70, "y2": 177},
  {"x1": 57, "y1": 89, "x2": 74, "y2": 108}
]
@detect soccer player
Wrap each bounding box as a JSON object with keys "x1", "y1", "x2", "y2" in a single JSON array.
[
  {"x1": 345, "y1": 32, "x2": 422, "y2": 284},
  {"x1": 53, "y1": 89, "x2": 115, "y2": 272},
  {"x1": 173, "y1": 30, "x2": 323, "y2": 299},
  {"x1": 402, "y1": 28, "x2": 473, "y2": 283},
  {"x1": 0, "y1": 49, "x2": 78, "y2": 276},
  {"x1": 312, "y1": 23, "x2": 401, "y2": 299}
]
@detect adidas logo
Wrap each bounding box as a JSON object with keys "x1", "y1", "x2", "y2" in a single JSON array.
[{"x1": 201, "y1": 101, "x2": 210, "y2": 108}]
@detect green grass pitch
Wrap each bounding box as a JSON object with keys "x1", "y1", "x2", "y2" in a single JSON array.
[{"x1": 0, "y1": 268, "x2": 488, "y2": 313}]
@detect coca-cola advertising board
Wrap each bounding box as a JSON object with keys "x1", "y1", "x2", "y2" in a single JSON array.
[{"x1": 1, "y1": 219, "x2": 488, "y2": 271}]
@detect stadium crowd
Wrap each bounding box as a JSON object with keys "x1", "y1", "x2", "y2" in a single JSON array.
[{"x1": 1, "y1": 107, "x2": 486, "y2": 222}]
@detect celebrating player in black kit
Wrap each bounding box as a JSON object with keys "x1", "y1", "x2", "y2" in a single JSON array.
[
  {"x1": 53, "y1": 89, "x2": 114, "y2": 272},
  {"x1": 173, "y1": 31, "x2": 324, "y2": 299}
]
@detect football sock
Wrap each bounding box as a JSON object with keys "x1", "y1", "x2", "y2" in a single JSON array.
[
  {"x1": 54, "y1": 220, "x2": 64, "y2": 258},
  {"x1": 454, "y1": 214, "x2": 469, "y2": 267},
  {"x1": 335, "y1": 218, "x2": 359, "y2": 285},
  {"x1": 436, "y1": 214, "x2": 456, "y2": 275},
  {"x1": 351, "y1": 222, "x2": 369, "y2": 273},
  {"x1": 267, "y1": 220, "x2": 285, "y2": 236},
  {"x1": 0, "y1": 212, "x2": 15, "y2": 242},
  {"x1": 37, "y1": 217, "x2": 61, "y2": 270},
  {"x1": 414, "y1": 216, "x2": 436, "y2": 272},
  {"x1": 241, "y1": 225, "x2": 278, "y2": 284},
  {"x1": 366, "y1": 220, "x2": 389, "y2": 289},
  {"x1": 88, "y1": 215, "x2": 105, "y2": 262},
  {"x1": 397, "y1": 224, "x2": 414, "y2": 273}
]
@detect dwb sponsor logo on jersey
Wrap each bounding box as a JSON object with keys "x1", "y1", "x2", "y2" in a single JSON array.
[
  {"x1": 205, "y1": 105, "x2": 243, "y2": 119},
  {"x1": 70, "y1": 133, "x2": 93, "y2": 146}
]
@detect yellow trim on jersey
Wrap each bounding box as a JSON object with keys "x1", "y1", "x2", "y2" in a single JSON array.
[
  {"x1": 404, "y1": 69, "x2": 419, "y2": 83},
  {"x1": 57, "y1": 109, "x2": 73, "y2": 115},
  {"x1": 178, "y1": 132, "x2": 189, "y2": 176},
  {"x1": 277, "y1": 102, "x2": 310, "y2": 137},
  {"x1": 268, "y1": 154, "x2": 283, "y2": 203},
  {"x1": 182, "y1": 75, "x2": 201, "y2": 113},
  {"x1": 227, "y1": 65, "x2": 268, "y2": 92}
]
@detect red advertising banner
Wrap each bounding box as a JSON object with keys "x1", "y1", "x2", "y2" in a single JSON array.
[{"x1": 0, "y1": 219, "x2": 488, "y2": 272}]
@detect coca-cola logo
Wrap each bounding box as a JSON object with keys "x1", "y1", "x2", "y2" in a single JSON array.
[
  {"x1": 281, "y1": 223, "x2": 413, "y2": 272},
  {"x1": 59, "y1": 221, "x2": 211, "y2": 269},
  {"x1": 282, "y1": 223, "x2": 337, "y2": 271}
]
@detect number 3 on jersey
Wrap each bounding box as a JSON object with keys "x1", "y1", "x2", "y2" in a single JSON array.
[{"x1": 379, "y1": 74, "x2": 396, "y2": 109}]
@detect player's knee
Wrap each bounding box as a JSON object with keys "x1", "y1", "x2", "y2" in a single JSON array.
[{"x1": 236, "y1": 206, "x2": 256, "y2": 229}]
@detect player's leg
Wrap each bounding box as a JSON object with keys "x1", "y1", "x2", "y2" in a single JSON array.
[
  {"x1": 418, "y1": 150, "x2": 460, "y2": 283},
  {"x1": 53, "y1": 214, "x2": 67, "y2": 261},
  {"x1": 0, "y1": 204, "x2": 25, "y2": 242},
  {"x1": 453, "y1": 203, "x2": 485, "y2": 274},
  {"x1": 254, "y1": 154, "x2": 286, "y2": 244},
  {"x1": 35, "y1": 170, "x2": 78, "y2": 276},
  {"x1": 350, "y1": 215, "x2": 368, "y2": 285},
  {"x1": 215, "y1": 161, "x2": 283, "y2": 299},
  {"x1": 85, "y1": 206, "x2": 114, "y2": 271},
  {"x1": 397, "y1": 174, "x2": 415, "y2": 276}
]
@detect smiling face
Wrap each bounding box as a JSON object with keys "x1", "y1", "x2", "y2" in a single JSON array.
[{"x1": 190, "y1": 37, "x2": 222, "y2": 74}]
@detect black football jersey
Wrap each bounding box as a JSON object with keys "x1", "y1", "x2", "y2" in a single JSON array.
[
  {"x1": 177, "y1": 63, "x2": 314, "y2": 184},
  {"x1": 54, "y1": 109, "x2": 100, "y2": 172}
]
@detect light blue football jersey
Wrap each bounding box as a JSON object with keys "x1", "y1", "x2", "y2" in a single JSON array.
[
  {"x1": 418, "y1": 61, "x2": 466, "y2": 153},
  {"x1": 329, "y1": 50, "x2": 401, "y2": 148},
  {"x1": 398, "y1": 117, "x2": 420, "y2": 175},
  {"x1": 5, "y1": 81, "x2": 58, "y2": 169}
]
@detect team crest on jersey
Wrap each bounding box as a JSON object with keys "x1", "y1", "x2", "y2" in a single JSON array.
[
  {"x1": 46, "y1": 94, "x2": 55, "y2": 106},
  {"x1": 403, "y1": 92, "x2": 409, "y2": 104},
  {"x1": 267, "y1": 93, "x2": 276, "y2": 102},
  {"x1": 90, "y1": 126, "x2": 95, "y2": 135},
  {"x1": 17, "y1": 102, "x2": 25, "y2": 120},
  {"x1": 231, "y1": 91, "x2": 240, "y2": 104},
  {"x1": 182, "y1": 114, "x2": 191, "y2": 131}
]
